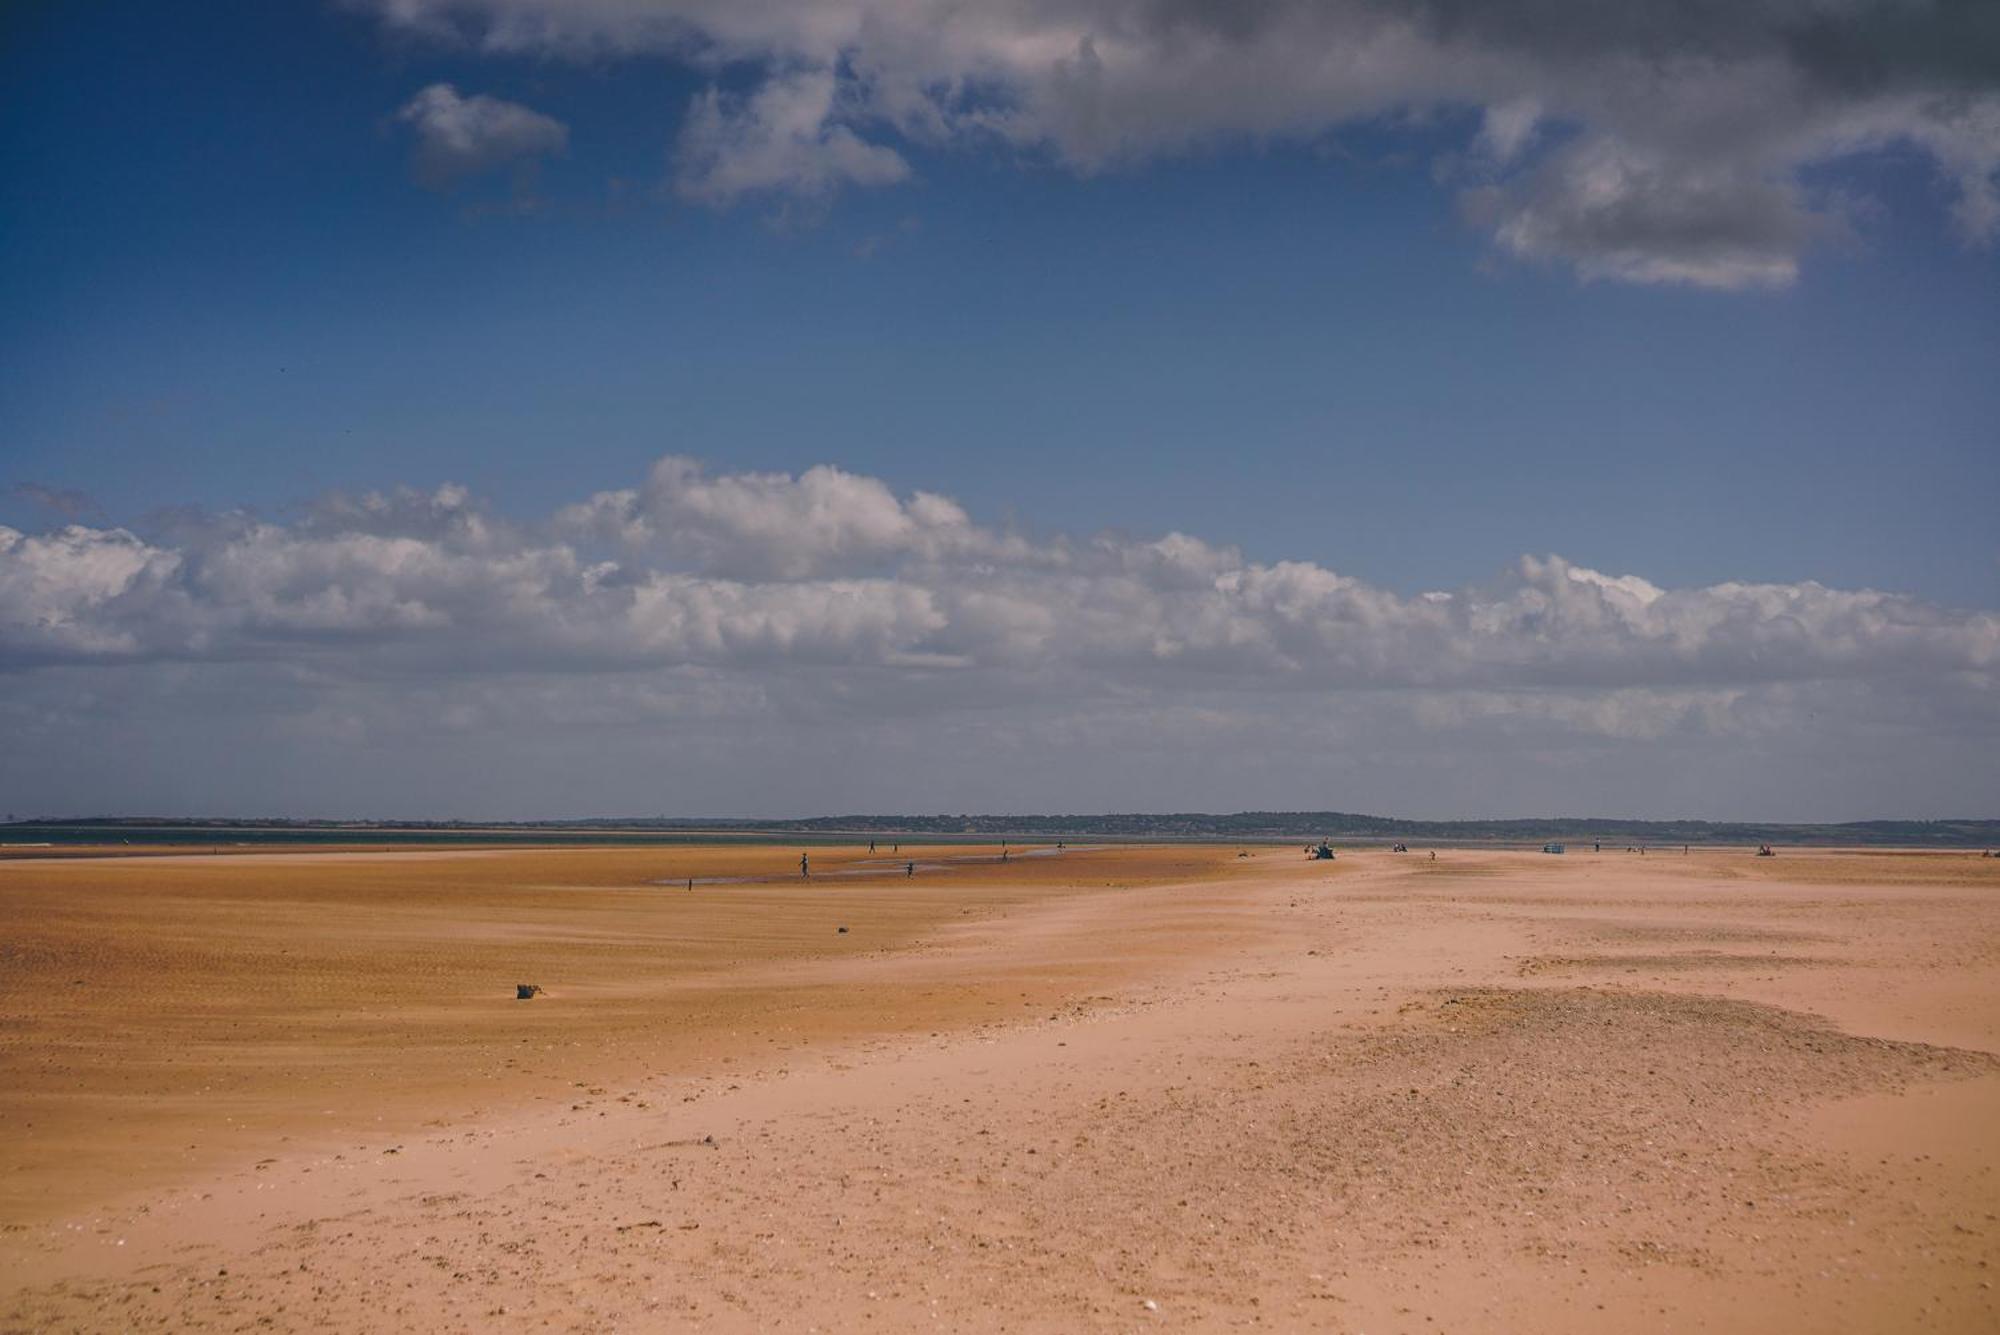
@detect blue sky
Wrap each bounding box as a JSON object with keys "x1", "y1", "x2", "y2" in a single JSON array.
[{"x1": 1, "y1": 1, "x2": 1997, "y2": 819}]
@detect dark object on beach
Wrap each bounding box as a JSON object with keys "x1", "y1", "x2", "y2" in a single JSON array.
[
  {"x1": 516, "y1": 983, "x2": 543, "y2": 1000},
  {"x1": 1308, "y1": 841, "x2": 1336, "y2": 860},
  {"x1": 906, "y1": 860, "x2": 915, "y2": 877},
  {"x1": 837, "y1": 925, "x2": 848, "y2": 934},
  {"x1": 1757, "y1": 844, "x2": 1776, "y2": 857}
]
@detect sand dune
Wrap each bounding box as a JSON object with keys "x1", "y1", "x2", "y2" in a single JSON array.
[{"x1": 2, "y1": 845, "x2": 1996, "y2": 1331}]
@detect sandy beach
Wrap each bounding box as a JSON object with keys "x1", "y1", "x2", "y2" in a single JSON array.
[{"x1": 2, "y1": 843, "x2": 1996, "y2": 1332}]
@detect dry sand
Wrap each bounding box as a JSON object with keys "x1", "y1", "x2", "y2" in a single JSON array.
[{"x1": 1, "y1": 843, "x2": 1996, "y2": 1332}]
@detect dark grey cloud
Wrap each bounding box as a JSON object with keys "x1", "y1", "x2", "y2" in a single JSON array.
[{"x1": 362, "y1": 0, "x2": 2000, "y2": 286}]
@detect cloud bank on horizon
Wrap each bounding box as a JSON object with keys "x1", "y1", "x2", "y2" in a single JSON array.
[
  {"x1": 3, "y1": 457, "x2": 1994, "y2": 820},
  {"x1": 367, "y1": 0, "x2": 2000, "y2": 288}
]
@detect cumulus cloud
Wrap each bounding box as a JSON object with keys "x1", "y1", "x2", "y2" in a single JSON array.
[
  {"x1": 1461, "y1": 137, "x2": 1820, "y2": 288},
  {"x1": 395, "y1": 82, "x2": 569, "y2": 190},
  {"x1": 359, "y1": 0, "x2": 2000, "y2": 285},
  {"x1": 4, "y1": 457, "x2": 1995, "y2": 687},
  {"x1": 556, "y1": 456, "x2": 1000, "y2": 578},
  {"x1": 3, "y1": 457, "x2": 1995, "y2": 816}
]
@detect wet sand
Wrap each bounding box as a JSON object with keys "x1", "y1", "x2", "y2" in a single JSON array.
[{"x1": 2, "y1": 844, "x2": 1996, "y2": 1331}]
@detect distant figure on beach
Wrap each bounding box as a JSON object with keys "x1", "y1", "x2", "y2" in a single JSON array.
[
  {"x1": 800, "y1": 852, "x2": 810, "y2": 879},
  {"x1": 1001, "y1": 848, "x2": 1009, "y2": 863},
  {"x1": 1594, "y1": 842, "x2": 1601, "y2": 853},
  {"x1": 869, "y1": 839, "x2": 876, "y2": 853},
  {"x1": 905, "y1": 860, "x2": 915, "y2": 877},
  {"x1": 1429, "y1": 850, "x2": 1436, "y2": 861}
]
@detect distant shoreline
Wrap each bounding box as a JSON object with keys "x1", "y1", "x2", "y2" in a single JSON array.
[{"x1": 4, "y1": 811, "x2": 1996, "y2": 849}]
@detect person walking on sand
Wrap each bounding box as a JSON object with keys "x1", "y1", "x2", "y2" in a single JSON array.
[
  {"x1": 906, "y1": 860, "x2": 915, "y2": 877},
  {"x1": 869, "y1": 839, "x2": 876, "y2": 854},
  {"x1": 800, "y1": 852, "x2": 810, "y2": 879}
]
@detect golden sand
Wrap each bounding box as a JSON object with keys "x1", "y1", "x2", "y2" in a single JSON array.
[
  {"x1": 2, "y1": 843, "x2": 1996, "y2": 1331},
  {"x1": 0, "y1": 843, "x2": 1243, "y2": 1218}
]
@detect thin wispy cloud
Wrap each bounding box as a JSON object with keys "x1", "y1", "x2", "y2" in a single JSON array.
[
  {"x1": 674, "y1": 70, "x2": 912, "y2": 207},
  {"x1": 395, "y1": 82, "x2": 570, "y2": 190}
]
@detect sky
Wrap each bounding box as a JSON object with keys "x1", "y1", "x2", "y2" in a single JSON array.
[{"x1": 1, "y1": 0, "x2": 1997, "y2": 822}]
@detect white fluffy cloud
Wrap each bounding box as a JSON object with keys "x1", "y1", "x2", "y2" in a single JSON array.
[
  {"x1": 3, "y1": 456, "x2": 1994, "y2": 706},
  {"x1": 361, "y1": 1, "x2": 2000, "y2": 286},
  {"x1": 3, "y1": 458, "x2": 1995, "y2": 817},
  {"x1": 395, "y1": 82, "x2": 569, "y2": 189}
]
